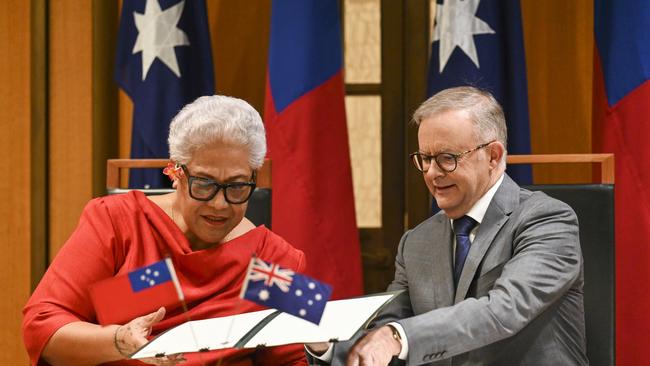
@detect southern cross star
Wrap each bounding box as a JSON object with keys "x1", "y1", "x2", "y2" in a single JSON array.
[
  {"x1": 258, "y1": 289, "x2": 270, "y2": 301},
  {"x1": 432, "y1": 0, "x2": 495, "y2": 73},
  {"x1": 132, "y1": 0, "x2": 190, "y2": 81}
]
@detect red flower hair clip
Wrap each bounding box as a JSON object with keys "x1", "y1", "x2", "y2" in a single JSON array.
[{"x1": 162, "y1": 162, "x2": 183, "y2": 181}]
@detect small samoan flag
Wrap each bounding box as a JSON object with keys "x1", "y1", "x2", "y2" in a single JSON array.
[
  {"x1": 90, "y1": 258, "x2": 184, "y2": 325},
  {"x1": 240, "y1": 257, "x2": 332, "y2": 325}
]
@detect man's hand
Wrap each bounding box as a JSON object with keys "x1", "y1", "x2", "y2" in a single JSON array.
[
  {"x1": 115, "y1": 307, "x2": 186, "y2": 365},
  {"x1": 346, "y1": 325, "x2": 401, "y2": 366}
]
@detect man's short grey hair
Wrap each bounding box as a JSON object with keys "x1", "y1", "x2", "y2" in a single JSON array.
[
  {"x1": 168, "y1": 95, "x2": 266, "y2": 169},
  {"x1": 412, "y1": 86, "x2": 508, "y2": 150}
]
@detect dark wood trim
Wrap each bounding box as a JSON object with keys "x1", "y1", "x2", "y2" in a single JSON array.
[
  {"x1": 30, "y1": 0, "x2": 47, "y2": 290},
  {"x1": 345, "y1": 83, "x2": 382, "y2": 95},
  {"x1": 360, "y1": 228, "x2": 391, "y2": 294},
  {"x1": 403, "y1": 0, "x2": 431, "y2": 230},
  {"x1": 370, "y1": 0, "x2": 405, "y2": 291},
  {"x1": 92, "y1": 0, "x2": 119, "y2": 197}
]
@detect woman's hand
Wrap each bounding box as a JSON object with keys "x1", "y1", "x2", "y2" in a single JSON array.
[{"x1": 114, "y1": 307, "x2": 186, "y2": 365}]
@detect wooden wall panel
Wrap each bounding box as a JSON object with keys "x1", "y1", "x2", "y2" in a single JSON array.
[
  {"x1": 118, "y1": 91, "x2": 133, "y2": 187},
  {"x1": 118, "y1": 0, "x2": 133, "y2": 169},
  {"x1": 207, "y1": 0, "x2": 270, "y2": 114},
  {"x1": 48, "y1": 0, "x2": 94, "y2": 259},
  {"x1": 91, "y1": 1, "x2": 118, "y2": 196},
  {"x1": 0, "y1": 0, "x2": 34, "y2": 363},
  {"x1": 521, "y1": 0, "x2": 594, "y2": 184},
  {"x1": 117, "y1": 0, "x2": 131, "y2": 178}
]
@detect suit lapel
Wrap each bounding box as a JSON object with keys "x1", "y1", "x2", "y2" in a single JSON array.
[
  {"x1": 428, "y1": 214, "x2": 455, "y2": 308},
  {"x1": 454, "y1": 175, "x2": 519, "y2": 303}
]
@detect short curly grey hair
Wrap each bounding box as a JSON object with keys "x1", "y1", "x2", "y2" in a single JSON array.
[
  {"x1": 412, "y1": 86, "x2": 507, "y2": 149},
  {"x1": 168, "y1": 95, "x2": 266, "y2": 169}
]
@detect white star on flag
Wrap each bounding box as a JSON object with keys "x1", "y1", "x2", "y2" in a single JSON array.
[
  {"x1": 132, "y1": 0, "x2": 190, "y2": 80},
  {"x1": 258, "y1": 289, "x2": 270, "y2": 301},
  {"x1": 432, "y1": 0, "x2": 495, "y2": 73},
  {"x1": 139, "y1": 267, "x2": 161, "y2": 287}
]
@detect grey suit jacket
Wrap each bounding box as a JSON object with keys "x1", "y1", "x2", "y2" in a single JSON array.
[{"x1": 317, "y1": 174, "x2": 587, "y2": 366}]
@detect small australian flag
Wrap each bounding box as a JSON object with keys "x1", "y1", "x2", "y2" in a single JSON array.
[{"x1": 240, "y1": 257, "x2": 332, "y2": 325}]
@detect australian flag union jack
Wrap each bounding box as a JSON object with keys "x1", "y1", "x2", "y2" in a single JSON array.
[{"x1": 240, "y1": 257, "x2": 332, "y2": 324}]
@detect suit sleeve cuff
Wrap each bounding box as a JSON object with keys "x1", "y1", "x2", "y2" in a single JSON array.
[
  {"x1": 305, "y1": 343, "x2": 334, "y2": 362},
  {"x1": 388, "y1": 322, "x2": 409, "y2": 360}
]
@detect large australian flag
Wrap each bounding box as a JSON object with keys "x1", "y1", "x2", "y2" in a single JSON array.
[
  {"x1": 427, "y1": 0, "x2": 531, "y2": 184},
  {"x1": 115, "y1": 0, "x2": 214, "y2": 188}
]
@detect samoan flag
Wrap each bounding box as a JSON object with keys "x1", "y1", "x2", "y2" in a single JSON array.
[
  {"x1": 240, "y1": 257, "x2": 332, "y2": 325},
  {"x1": 115, "y1": 0, "x2": 214, "y2": 188},
  {"x1": 264, "y1": 0, "x2": 363, "y2": 299},
  {"x1": 427, "y1": 0, "x2": 531, "y2": 184},
  {"x1": 593, "y1": 1, "x2": 650, "y2": 364},
  {"x1": 90, "y1": 258, "x2": 184, "y2": 325}
]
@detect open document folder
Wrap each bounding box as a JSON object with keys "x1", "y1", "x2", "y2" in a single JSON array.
[{"x1": 131, "y1": 291, "x2": 401, "y2": 359}]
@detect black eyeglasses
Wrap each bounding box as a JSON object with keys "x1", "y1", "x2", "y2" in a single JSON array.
[
  {"x1": 409, "y1": 141, "x2": 495, "y2": 173},
  {"x1": 181, "y1": 165, "x2": 256, "y2": 204}
]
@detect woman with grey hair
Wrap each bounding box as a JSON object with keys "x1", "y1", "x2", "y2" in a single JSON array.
[{"x1": 23, "y1": 96, "x2": 308, "y2": 366}]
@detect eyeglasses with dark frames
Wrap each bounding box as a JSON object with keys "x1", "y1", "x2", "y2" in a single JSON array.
[
  {"x1": 181, "y1": 165, "x2": 256, "y2": 204},
  {"x1": 409, "y1": 141, "x2": 495, "y2": 173}
]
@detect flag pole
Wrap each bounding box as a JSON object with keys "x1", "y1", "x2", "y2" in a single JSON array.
[
  {"x1": 165, "y1": 258, "x2": 207, "y2": 366},
  {"x1": 214, "y1": 253, "x2": 257, "y2": 366}
]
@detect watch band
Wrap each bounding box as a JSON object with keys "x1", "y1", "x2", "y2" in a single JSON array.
[{"x1": 387, "y1": 324, "x2": 402, "y2": 342}]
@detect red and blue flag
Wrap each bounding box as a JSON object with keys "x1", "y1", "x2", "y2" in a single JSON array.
[
  {"x1": 240, "y1": 257, "x2": 332, "y2": 325},
  {"x1": 593, "y1": 1, "x2": 650, "y2": 364},
  {"x1": 264, "y1": 0, "x2": 363, "y2": 299},
  {"x1": 115, "y1": 0, "x2": 214, "y2": 188},
  {"x1": 427, "y1": 0, "x2": 531, "y2": 184},
  {"x1": 90, "y1": 258, "x2": 184, "y2": 325}
]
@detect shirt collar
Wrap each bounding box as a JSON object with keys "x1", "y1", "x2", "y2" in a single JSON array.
[{"x1": 454, "y1": 174, "x2": 504, "y2": 225}]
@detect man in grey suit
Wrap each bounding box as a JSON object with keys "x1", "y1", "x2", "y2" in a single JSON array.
[{"x1": 307, "y1": 86, "x2": 587, "y2": 365}]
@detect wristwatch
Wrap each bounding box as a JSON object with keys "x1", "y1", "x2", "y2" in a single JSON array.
[{"x1": 387, "y1": 324, "x2": 402, "y2": 342}]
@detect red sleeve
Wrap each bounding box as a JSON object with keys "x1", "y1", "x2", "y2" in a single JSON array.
[
  {"x1": 296, "y1": 249, "x2": 307, "y2": 273},
  {"x1": 22, "y1": 197, "x2": 125, "y2": 366}
]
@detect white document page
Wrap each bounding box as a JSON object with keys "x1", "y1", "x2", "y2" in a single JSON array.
[
  {"x1": 132, "y1": 308, "x2": 275, "y2": 359},
  {"x1": 131, "y1": 292, "x2": 397, "y2": 359},
  {"x1": 242, "y1": 293, "x2": 394, "y2": 347}
]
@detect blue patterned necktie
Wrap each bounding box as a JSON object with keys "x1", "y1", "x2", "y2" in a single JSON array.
[{"x1": 453, "y1": 215, "x2": 478, "y2": 288}]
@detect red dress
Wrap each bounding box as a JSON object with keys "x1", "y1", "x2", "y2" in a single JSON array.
[{"x1": 22, "y1": 191, "x2": 308, "y2": 366}]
